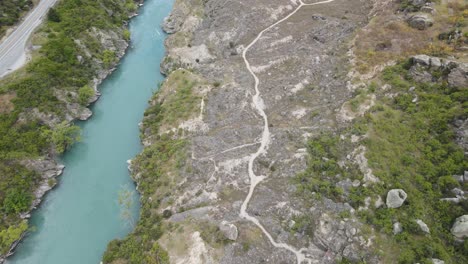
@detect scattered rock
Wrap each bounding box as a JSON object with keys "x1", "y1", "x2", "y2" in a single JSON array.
[
  {"x1": 386, "y1": 189, "x2": 407, "y2": 208},
  {"x1": 407, "y1": 13, "x2": 433, "y2": 30},
  {"x1": 342, "y1": 244, "x2": 360, "y2": 262},
  {"x1": 451, "y1": 215, "x2": 468, "y2": 239},
  {"x1": 393, "y1": 222, "x2": 403, "y2": 235},
  {"x1": 432, "y1": 258, "x2": 445, "y2": 264},
  {"x1": 219, "y1": 221, "x2": 238, "y2": 241},
  {"x1": 409, "y1": 55, "x2": 468, "y2": 88},
  {"x1": 416, "y1": 219, "x2": 430, "y2": 234},
  {"x1": 451, "y1": 188, "x2": 464, "y2": 197},
  {"x1": 374, "y1": 196, "x2": 384, "y2": 209},
  {"x1": 420, "y1": 6, "x2": 434, "y2": 14},
  {"x1": 447, "y1": 63, "x2": 468, "y2": 88}
]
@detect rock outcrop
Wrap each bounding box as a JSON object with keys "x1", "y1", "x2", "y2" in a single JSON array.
[
  {"x1": 19, "y1": 158, "x2": 65, "y2": 213},
  {"x1": 451, "y1": 215, "x2": 468, "y2": 239},
  {"x1": 386, "y1": 189, "x2": 407, "y2": 208},
  {"x1": 409, "y1": 54, "x2": 468, "y2": 88},
  {"x1": 407, "y1": 13, "x2": 433, "y2": 30},
  {"x1": 219, "y1": 221, "x2": 238, "y2": 241}
]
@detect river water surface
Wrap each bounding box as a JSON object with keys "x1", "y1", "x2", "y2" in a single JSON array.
[{"x1": 8, "y1": 0, "x2": 173, "y2": 263}]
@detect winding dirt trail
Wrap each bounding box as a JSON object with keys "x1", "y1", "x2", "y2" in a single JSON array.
[{"x1": 239, "y1": 1, "x2": 336, "y2": 263}]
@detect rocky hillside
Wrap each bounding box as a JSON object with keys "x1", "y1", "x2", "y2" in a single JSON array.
[
  {"x1": 0, "y1": 0, "x2": 140, "y2": 260},
  {"x1": 104, "y1": 0, "x2": 467, "y2": 263}
]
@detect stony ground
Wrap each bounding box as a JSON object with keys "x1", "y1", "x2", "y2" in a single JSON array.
[{"x1": 153, "y1": 0, "x2": 376, "y2": 263}]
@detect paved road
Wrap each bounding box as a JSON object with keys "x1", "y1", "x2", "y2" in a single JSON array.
[{"x1": 0, "y1": 0, "x2": 58, "y2": 78}]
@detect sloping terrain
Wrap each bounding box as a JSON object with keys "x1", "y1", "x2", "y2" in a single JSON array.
[{"x1": 105, "y1": 0, "x2": 467, "y2": 263}]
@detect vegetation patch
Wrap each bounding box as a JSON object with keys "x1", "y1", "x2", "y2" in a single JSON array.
[
  {"x1": 143, "y1": 69, "x2": 204, "y2": 135},
  {"x1": 0, "y1": 0, "x2": 33, "y2": 38},
  {"x1": 354, "y1": 0, "x2": 467, "y2": 74},
  {"x1": 295, "y1": 61, "x2": 467, "y2": 263},
  {"x1": 103, "y1": 68, "x2": 204, "y2": 263},
  {"x1": 0, "y1": 0, "x2": 137, "y2": 256}
]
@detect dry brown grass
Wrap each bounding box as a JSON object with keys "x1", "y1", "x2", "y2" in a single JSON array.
[
  {"x1": 353, "y1": 0, "x2": 467, "y2": 74},
  {"x1": 0, "y1": 92, "x2": 16, "y2": 113}
]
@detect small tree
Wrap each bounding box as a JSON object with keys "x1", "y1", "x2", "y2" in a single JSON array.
[
  {"x1": 102, "y1": 50, "x2": 116, "y2": 68},
  {"x1": 2, "y1": 188, "x2": 31, "y2": 214},
  {"x1": 118, "y1": 185, "x2": 135, "y2": 227},
  {"x1": 47, "y1": 8, "x2": 61, "y2": 23},
  {"x1": 42, "y1": 121, "x2": 81, "y2": 154},
  {"x1": 78, "y1": 85, "x2": 95, "y2": 105}
]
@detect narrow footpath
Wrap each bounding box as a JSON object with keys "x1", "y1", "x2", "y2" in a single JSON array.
[{"x1": 239, "y1": 1, "x2": 336, "y2": 263}]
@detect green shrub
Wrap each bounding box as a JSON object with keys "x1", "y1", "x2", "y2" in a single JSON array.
[
  {"x1": 47, "y1": 8, "x2": 61, "y2": 22},
  {"x1": 102, "y1": 50, "x2": 116, "y2": 68},
  {"x1": 78, "y1": 85, "x2": 95, "y2": 105},
  {"x1": 41, "y1": 121, "x2": 81, "y2": 154},
  {"x1": 2, "y1": 189, "x2": 31, "y2": 214},
  {"x1": 0, "y1": 221, "x2": 27, "y2": 254},
  {"x1": 123, "y1": 29, "x2": 131, "y2": 41}
]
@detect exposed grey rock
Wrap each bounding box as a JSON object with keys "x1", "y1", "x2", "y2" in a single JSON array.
[
  {"x1": 416, "y1": 219, "x2": 430, "y2": 234},
  {"x1": 374, "y1": 196, "x2": 384, "y2": 209},
  {"x1": 451, "y1": 188, "x2": 464, "y2": 197},
  {"x1": 410, "y1": 0, "x2": 426, "y2": 7},
  {"x1": 161, "y1": 2, "x2": 190, "y2": 34},
  {"x1": 407, "y1": 14, "x2": 433, "y2": 30},
  {"x1": 342, "y1": 244, "x2": 360, "y2": 262},
  {"x1": 420, "y1": 6, "x2": 434, "y2": 14},
  {"x1": 67, "y1": 103, "x2": 93, "y2": 121},
  {"x1": 219, "y1": 221, "x2": 238, "y2": 241},
  {"x1": 448, "y1": 63, "x2": 468, "y2": 88},
  {"x1": 411, "y1": 54, "x2": 443, "y2": 69},
  {"x1": 409, "y1": 55, "x2": 467, "y2": 88},
  {"x1": 19, "y1": 158, "x2": 65, "y2": 209},
  {"x1": 412, "y1": 54, "x2": 431, "y2": 66},
  {"x1": 169, "y1": 206, "x2": 216, "y2": 223},
  {"x1": 393, "y1": 222, "x2": 403, "y2": 235},
  {"x1": 451, "y1": 215, "x2": 468, "y2": 239},
  {"x1": 432, "y1": 258, "x2": 445, "y2": 264},
  {"x1": 386, "y1": 189, "x2": 407, "y2": 208},
  {"x1": 409, "y1": 65, "x2": 434, "y2": 83}
]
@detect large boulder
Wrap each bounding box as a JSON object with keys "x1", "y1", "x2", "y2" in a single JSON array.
[
  {"x1": 407, "y1": 13, "x2": 433, "y2": 30},
  {"x1": 219, "y1": 221, "x2": 238, "y2": 241},
  {"x1": 386, "y1": 189, "x2": 407, "y2": 208},
  {"x1": 448, "y1": 63, "x2": 468, "y2": 88},
  {"x1": 451, "y1": 215, "x2": 468, "y2": 239}
]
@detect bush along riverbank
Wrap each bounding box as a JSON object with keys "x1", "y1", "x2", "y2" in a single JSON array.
[
  {"x1": 102, "y1": 69, "x2": 207, "y2": 263},
  {"x1": 0, "y1": 0, "x2": 141, "y2": 260}
]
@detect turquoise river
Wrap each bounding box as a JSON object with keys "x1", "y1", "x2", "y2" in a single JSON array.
[{"x1": 7, "y1": 0, "x2": 173, "y2": 263}]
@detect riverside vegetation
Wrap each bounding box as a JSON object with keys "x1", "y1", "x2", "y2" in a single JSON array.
[
  {"x1": 0, "y1": 0, "x2": 33, "y2": 38},
  {"x1": 102, "y1": 69, "x2": 202, "y2": 263},
  {"x1": 0, "y1": 0, "x2": 139, "y2": 257}
]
